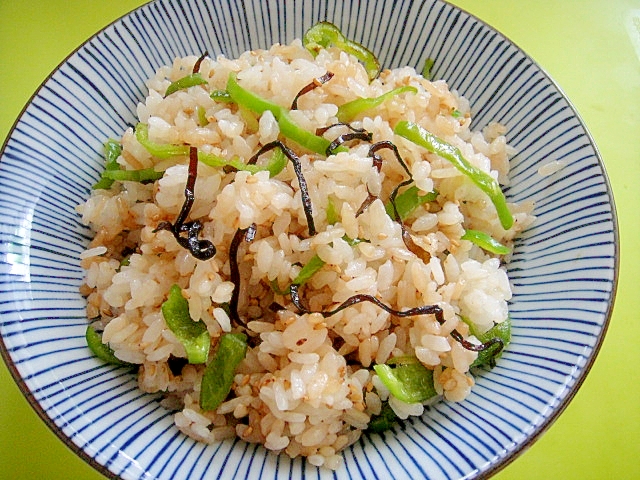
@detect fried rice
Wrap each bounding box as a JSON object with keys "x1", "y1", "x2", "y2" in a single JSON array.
[{"x1": 77, "y1": 35, "x2": 534, "y2": 470}]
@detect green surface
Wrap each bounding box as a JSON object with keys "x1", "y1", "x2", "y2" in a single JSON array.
[{"x1": 0, "y1": 1, "x2": 638, "y2": 479}]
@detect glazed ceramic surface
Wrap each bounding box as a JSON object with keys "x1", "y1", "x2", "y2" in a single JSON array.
[{"x1": 0, "y1": 1, "x2": 617, "y2": 479}]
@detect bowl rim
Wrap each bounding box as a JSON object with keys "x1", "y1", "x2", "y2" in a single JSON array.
[{"x1": 0, "y1": 0, "x2": 619, "y2": 479}]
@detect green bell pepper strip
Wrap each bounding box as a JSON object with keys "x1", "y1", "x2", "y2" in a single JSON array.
[
  {"x1": 422, "y1": 58, "x2": 435, "y2": 79},
  {"x1": 198, "y1": 151, "x2": 263, "y2": 173},
  {"x1": 303, "y1": 22, "x2": 381, "y2": 81},
  {"x1": 226, "y1": 73, "x2": 332, "y2": 155},
  {"x1": 325, "y1": 197, "x2": 340, "y2": 225},
  {"x1": 101, "y1": 166, "x2": 163, "y2": 183},
  {"x1": 469, "y1": 316, "x2": 511, "y2": 368},
  {"x1": 161, "y1": 284, "x2": 210, "y2": 364},
  {"x1": 336, "y1": 86, "x2": 418, "y2": 123},
  {"x1": 104, "y1": 138, "x2": 121, "y2": 166},
  {"x1": 196, "y1": 105, "x2": 209, "y2": 126},
  {"x1": 394, "y1": 121, "x2": 514, "y2": 230},
  {"x1": 135, "y1": 123, "x2": 191, "y2": 158},
  {"x1": 263, "y1": 147, "x2": 287, "y2": 178},
  {"x1": 269, "y1": 279, "x2": 290, "y2": 296},
  {"x1": 367, "y1": 401, "x2": 398, "y2": 433},
  {"x1": 384, "y1": 185, "x2": 438, "y2": 221},
  {"x1": 210, "y1": 89, "x2": 233, "y2": 103},
  {"x1": 342, "y1": 235, "x2": 364, "y2": 246},
  {"x1": 165, "y1": 72, "x2": 207, "y2": 97},
  {"x1": 461, "y1": 229, "x2": 511, "y2": 255},
  {"x1": 92, "y1": 139, "x2": 123, "y2": 190},
  {"x1": 200, "y1": 332, "x2": 248, "y2": 410},
  {"x1": 293, "y1": 254, "x2": 326, "y2": 285},
  {"x1": 270, "y1": 253, "x2": 326, "y2": 296},
  {"x1": 85, "y1": 325, "x2": 135, "y2": 367},
  {"x1": 373, "y1": 356, "x2": 437, "y2": 404},
  {"x1": 93, "y1": 138, "x2": 164, "y2": 187},
  {"x1": 135, "y1": 123, "x2": 279, "y2": 175}
]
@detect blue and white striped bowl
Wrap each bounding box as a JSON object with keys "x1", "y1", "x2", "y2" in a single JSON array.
[{"x1": 0, "y1": 1, "x2": 618, "y2": 479}]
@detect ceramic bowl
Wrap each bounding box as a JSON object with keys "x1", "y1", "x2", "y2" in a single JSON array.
[{"x1": 0, "y1": 1, "x2": 618, "y2": 479}]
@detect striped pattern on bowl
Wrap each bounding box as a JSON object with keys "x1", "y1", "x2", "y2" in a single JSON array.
[{"x1": 0, "y1": 1, "x2": 617, "y2": 479}]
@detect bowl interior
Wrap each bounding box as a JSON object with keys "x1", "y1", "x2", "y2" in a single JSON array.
[{"x1": 0, "y1": 1, "x2": 617, "y2": 479}]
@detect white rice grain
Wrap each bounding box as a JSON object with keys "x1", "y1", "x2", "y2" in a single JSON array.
[
  {"x1": 80, "y1": 246, "x2": 107, "y2": 259},
  {"x1": 538, "y1": 159, "x2": 567, "y2": 177},
  {"x1": 213, "y1": 307, "x2": 231, "y2": 332}
]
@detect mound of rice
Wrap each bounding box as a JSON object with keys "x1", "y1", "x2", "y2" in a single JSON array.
[{"x1": 78, "y1": 37, "x2": 534, "y2": 469}]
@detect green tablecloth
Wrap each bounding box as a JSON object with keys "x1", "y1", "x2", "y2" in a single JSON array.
[{"x1": 1, "y1": 1, "x2": 638, "y2": 478}]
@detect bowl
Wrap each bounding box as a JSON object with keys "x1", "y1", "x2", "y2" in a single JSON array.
[{"x1": 0, "y1": 0, "x2": 618, "y2": 479}]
